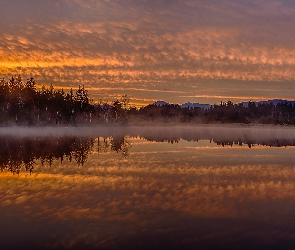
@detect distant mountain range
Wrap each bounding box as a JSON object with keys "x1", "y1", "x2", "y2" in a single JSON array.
[
  {"x1": 153, "y1": 101, "x2": 212, "y2": 109},
  {"x1": 241, "y1": 99, "x2": 295, "y2": 107},
  {"x1": 154, "y1": 99, "x2": 295, "y2": 109}
]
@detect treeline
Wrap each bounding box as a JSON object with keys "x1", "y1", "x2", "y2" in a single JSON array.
[
  {"x1": 133, "y1": 100, "x2": 295, "y2": 125},
  {"x1": 0, "y1": 75, "x2": 129, "y2": 125},
  {"x1": 2, "y1": 75, "x2": 295, "y2": 125}
]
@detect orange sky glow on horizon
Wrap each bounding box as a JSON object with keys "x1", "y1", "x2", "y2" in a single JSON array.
[{"x1": 1, "y1": 0, "x2": 295, "y2": 107}]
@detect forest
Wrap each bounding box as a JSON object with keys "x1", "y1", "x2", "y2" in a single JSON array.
[
  {"x1": 135, "y1": 100, "x2": 295, "y2": 125},
  {"x1": 1, "y1": 75, "x2": 295, "y2": 125},
  {"x1": 0, "y1": 75, "x2": 129, "y2": 125}
]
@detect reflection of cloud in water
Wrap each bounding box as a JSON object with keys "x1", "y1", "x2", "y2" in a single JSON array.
[
  {"x1": 1, "y1": 125, "x2": 295, "y2": 174},
  {"x1": 1, "y1": 125, "x2": 295, "y2": 248},
  {"x1": 1, "y1": 159, "x2": 295, "y2": 248},
  {"x1": 3, "y1": 171, "x2": 294, "y2": 216}
]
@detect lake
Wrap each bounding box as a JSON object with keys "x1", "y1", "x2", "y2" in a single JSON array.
[{"x1": 1, "y1": 125, "x2": 295, "y2": 249}]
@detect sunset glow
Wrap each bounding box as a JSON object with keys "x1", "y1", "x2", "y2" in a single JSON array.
[{"x1": 1, "y1": 0, "x2": 295, "y2": 106}]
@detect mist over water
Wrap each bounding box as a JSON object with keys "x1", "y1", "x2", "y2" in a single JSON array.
[{"x1": 1, "y1": 125, "x2": 295, "y2": 146}]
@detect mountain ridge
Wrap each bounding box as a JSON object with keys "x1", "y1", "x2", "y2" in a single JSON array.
[{"x1": 153, "y1": 99, "x2": 295, "y2": 109}]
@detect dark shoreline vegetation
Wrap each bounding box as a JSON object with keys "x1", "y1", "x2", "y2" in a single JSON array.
[
  {"x1": 2, "y1": 125, "x2": 295, "y2": 174},
  {"x1": 2, "y1": 75, "x2": 295, "y2": 125}
]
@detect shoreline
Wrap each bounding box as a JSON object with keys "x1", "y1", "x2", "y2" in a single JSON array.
[
  {"x1": 0, "y1": 123, "x2": 295, "y2": 138},
  {"x1": 1, "y1": 120, "x2": 295, "y2": 128}
]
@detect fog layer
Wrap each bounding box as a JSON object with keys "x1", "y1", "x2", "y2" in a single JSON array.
[{"x1": 1, "y1": 125, "x2": 295, "y2": 147}]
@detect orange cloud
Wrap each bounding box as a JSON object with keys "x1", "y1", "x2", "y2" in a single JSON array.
[{"x1": 1, "y1": 0, "x2": 295, "y2": 105}]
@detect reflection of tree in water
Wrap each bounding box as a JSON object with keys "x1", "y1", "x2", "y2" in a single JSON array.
[
  {"x1": 141, "y1": 136, "x2": 179, "y2": 144},
  {"x1": 143, "y1": 134, "x2": 295, "y2": 148},
  {"x1": 98, "y1": 136, "x2": 131, "y2": 157},
  {"x1": 97, "y1": 137, "x2": 110, "y2": 153},
  {"x1": 2, "y1": 129, "x2": 295, "y2": 174},
  {"x1": 70, "y1": 137, "x2": 95, "y2": 167},
  {"x1": 0, "y1": 135, "x2": 130, "y2": 174},
  {"x1": 214, "y1": 138, "x2": 295, "y2": 148},
  {"x1": 110, "y1": 136, "x2": 131, "y2": 157}
]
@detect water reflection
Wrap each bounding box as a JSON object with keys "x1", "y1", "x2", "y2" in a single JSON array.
[
  {"x1": 136, "y1": 126, "x2": 295, "y2": 148},
  {"x1": 1, "y1": 126, "x2": 295, "y2": 249},
  {"x1": 1, "y1": 126, "x2": 295, "y2": 174},
  {"x1": 0, "y1": 135, "x2": 131, "y2": 174}
]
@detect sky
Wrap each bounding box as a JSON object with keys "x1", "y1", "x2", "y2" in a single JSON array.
[{"x1": 1, "y1": 0, "x2": 295, "y2": 107}]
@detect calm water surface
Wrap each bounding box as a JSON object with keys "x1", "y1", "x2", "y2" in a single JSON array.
[{"x1": 1, "y1": 126, "x2": 295, "y2": 249}]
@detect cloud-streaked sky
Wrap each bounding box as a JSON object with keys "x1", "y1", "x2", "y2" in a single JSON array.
[{"x1": 1, "y1": 0, "x2": 295, "y2": 106}]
